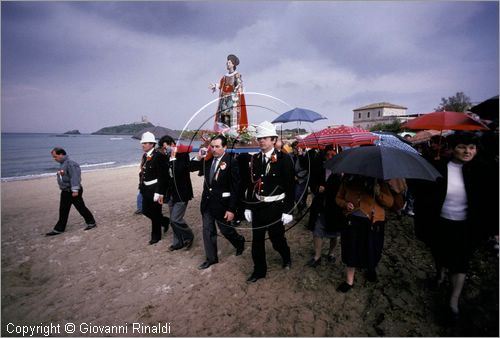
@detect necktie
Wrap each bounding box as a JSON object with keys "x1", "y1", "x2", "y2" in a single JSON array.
[{"x1": 209, "y1": 158, "x2": 218, "y2": 183}]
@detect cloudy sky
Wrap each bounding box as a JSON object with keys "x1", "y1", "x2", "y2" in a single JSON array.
[{"x1": 1, "y1": 1, "x2": 498, "y2": 133}]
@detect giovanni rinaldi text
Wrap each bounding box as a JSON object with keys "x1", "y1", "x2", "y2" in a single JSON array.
[{"x1": 5, "y1": 322, "x2": 172, "y2": 336}]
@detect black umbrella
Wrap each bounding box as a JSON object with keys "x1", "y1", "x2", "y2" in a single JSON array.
[
  {"x1": 470, "y1": 95, "x2": 499, "y2": 121},
  {"x1": 132, "y1": 126, "x2": 180, "y2": 140},
  {"x1": 324, "y1": 146, "x2": 441, "y2": 181}
]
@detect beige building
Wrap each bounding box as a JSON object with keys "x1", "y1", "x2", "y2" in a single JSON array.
[{"x1": 352, "y1": 102, "x2": 410, "y2": 129}]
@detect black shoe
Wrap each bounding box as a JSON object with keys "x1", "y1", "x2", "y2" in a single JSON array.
[
  {"x1": 246, "y1": 274, "x2": 265, "y2": 283},
  {"x1": 305, "y1": 257, "x2": 321, "y2": 268},
  {"x1": 149, "y1": 239, "x2": 160, "y2": 245},
  {"x1": 46, "y1": 230, "x2": 63, "y2": 236},
  {"x1": 168, "y1": 244, "x2": 183, "y2": 251},
  {"x1": 134, "y1": 209, "x2": 142, "y2": 215},
  {"x1": 448, "y1": 307, "x2": 460, "y2": 325},
  {"x1": 327, "y1": 255, "x2": 336, "y2": 264},
  {"x1": 236, "y1": 241, "x2": 245, "y2": 256},
  {"x1": 198, "y1": 260, "x2": 217, "y2": 270},
  {"x1": 366, "y1": 270, "x2": 378, "y2": 282},
  {"x1": 183, "y1": 238, "x2": 194, "y2": 251},
  {"x1": 336, "y1": 281, "x2": 353, "y2": 293},
  {"x1": 162, "y1": 217, "x2": 170, "y2": 233},
  {"x1": 84, "y1": 224, "x2": 96, "y2": 231},
  {"x1": 282, "y1": 260, "x2": 292, "y2": 270}
]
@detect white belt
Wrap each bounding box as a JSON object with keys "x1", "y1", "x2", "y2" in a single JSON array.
[
  {"x1": 144, "y1": 179, "x2": 158, "y2": 186},
  {"x1": 256, "y1": 193, "x2": 285, "y2": 202}
]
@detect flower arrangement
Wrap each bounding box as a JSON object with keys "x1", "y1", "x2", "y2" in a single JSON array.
[{"x1": 201, "y1": 124, "x2": 255, "y2": 146}]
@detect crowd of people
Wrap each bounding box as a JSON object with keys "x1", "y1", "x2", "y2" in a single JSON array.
[{"x1": 45, "y1": 120, "x2": 498, "y2": 326}]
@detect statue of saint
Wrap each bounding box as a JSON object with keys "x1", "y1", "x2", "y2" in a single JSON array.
[{"x1": 209, "y1": 54, "x2": 248, "y2": 131}]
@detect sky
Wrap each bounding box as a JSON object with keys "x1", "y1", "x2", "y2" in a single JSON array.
[{"x1": 1, "y1": 1, "x2": 499, "y2": 134}]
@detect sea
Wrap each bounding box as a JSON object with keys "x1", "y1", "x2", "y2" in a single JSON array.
[{"x1": 1, "y1": 133, "x2": 202, "y2": 181}]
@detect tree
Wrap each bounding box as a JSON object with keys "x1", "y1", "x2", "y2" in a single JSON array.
[
  {"x1": 435, "y1": 92, "x2": 472, "y2": 112},
  {"x1": 369, "y1": 119, "x2": 403, "y2": 133}
]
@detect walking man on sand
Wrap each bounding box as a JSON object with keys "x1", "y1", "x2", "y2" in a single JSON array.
[
  {"x1": 158, "y1": 135, "x2": 195, "y2": 251},
  {"x1": 46, "y1": 147, "x2": 96, "y2": 236},
  {"x1": 191, "y1": 134, "x2": 245, "y2": 270},
  {"x1": 244, "y1": 121, "x2": 294, "y2": 282}
]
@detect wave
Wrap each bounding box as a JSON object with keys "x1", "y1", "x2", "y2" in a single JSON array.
[
  {"x1": 1, "y1": 163, "x2": 139, "y2": 182},
  {"x1": 80, "y1": 161, "x2": 116, "y2": 168}
]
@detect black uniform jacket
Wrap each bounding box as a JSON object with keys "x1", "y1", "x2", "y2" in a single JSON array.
[
  {"x1": 139, "y1": 149, "x2": 169, "y2": 196},
  {"x1": 247, "y1": 150, "x2": 295, "y2": 214}
]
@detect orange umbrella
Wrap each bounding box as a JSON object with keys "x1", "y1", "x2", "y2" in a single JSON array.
[
  {"x1": 403, "y1": 111, "x2": 488, "y2": 160},
  {"x1": 407, "y1": 130, "x2": 453, "y2": 144},
  {"x1": 403, "y1": 111, "x2": 489, "y2": 131}
]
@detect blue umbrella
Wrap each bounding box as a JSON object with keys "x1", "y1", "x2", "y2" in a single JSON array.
[
  {"x1": 272, "y1": 107, "x2": 327, "y2": 123},
  {"x1": 373, "y1": 132, "x2": 419, "y2": 154}
]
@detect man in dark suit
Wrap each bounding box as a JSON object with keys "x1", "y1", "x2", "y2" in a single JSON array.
[
  {"x1": 191, "y1": 135, "x2": 245, "y2": 269},
  {"x1": 244, "y1": 121, "x2": 295, "y2": 282},
  {"x1": 139, "y1": 132, "x2": 170, "y2": 245},
  {"x1": 158, "y1": 135, "x2": 195, "y2": 251}
]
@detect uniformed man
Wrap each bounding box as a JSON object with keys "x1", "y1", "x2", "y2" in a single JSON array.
[
  {"x1": 191, "y1": 134, "x2": 245, "y2": 269},
  {"x1": 139, "y1": 132, "x2": 170, "y2": 245},
  {"x1": 244, "y1": 121, "x2": 295, "y2": 282}
]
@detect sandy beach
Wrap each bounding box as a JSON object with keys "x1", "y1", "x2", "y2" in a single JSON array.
[{"x1": 1, "y1": 166, "x2": 498, "y2": 336}]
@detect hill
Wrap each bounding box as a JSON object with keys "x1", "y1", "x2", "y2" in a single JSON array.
[{"x1": 92, "y1": 122, "x2": 154, "y2": 135}]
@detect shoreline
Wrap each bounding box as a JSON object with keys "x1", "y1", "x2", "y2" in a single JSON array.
[{"x1": 1, "y1": 163, "x2": 141, "y2": 183}]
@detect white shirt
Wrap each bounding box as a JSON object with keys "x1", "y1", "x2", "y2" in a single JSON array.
[
  {"x1": 262, "y1": 149, "x2": 274, "y2": 163},
  {"x1": 440, "y1": 161, "x2": 468, "y2": 221}
]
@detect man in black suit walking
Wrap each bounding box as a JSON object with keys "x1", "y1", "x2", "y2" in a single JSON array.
[
  {"x1": 138, "y1": 132, "x2": 170, "y2": 245},
  {"x1": 158, "y1": 135, "x2": 195, "y2": 251},
  {"x1": 244, "y1": 121, "x2": 295, "y2": 282},
  {"x1": 192, "y1": 135, "x2": 245, "y2": 269}
]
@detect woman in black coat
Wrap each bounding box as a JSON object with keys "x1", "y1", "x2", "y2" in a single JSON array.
[{"x1": 414, "y1": 133, "x2": 494, "y2": 321}]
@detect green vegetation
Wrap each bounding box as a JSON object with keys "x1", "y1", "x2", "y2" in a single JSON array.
[
  {"x1": 369, "y1": 120, "x2": 403, "y2": 133},
  {"x1": 92, "y1": 122, "x2": 154, "y2": 135},
  {"x1": 435, "y1": 91, "x2": 472, "y2": 112}
]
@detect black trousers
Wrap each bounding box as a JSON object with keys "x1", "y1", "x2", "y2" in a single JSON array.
[
  {"x1": 251, "y1": 200, "x2": 291, "y2": 277},
  {"x1": 141, "y1": 187, "x2": 169, "y2": 242},
  {"x1": 202, "y1": 210, "x2": 244, "y2": 263},
  {"x1": 54, "y1": 188, "x2": 95, "y2": 232}
]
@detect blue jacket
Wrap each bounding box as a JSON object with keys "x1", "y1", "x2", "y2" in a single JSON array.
[{"x1": 56, "y1": 156, "x2": 82, "y2": 192}]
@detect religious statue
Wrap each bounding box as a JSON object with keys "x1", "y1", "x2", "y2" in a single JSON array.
[{"x1": 209, "y1": 54, "x2": 248, "y2": 131}]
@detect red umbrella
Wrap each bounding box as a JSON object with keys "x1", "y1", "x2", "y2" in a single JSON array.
[
  {"x1": 300, "y1": 125, "x2": 378, "y2": 148},
  {"x1": 403, "y1": 111, "x2": 488, "y2": 160},
  {"x1": 403, "y1": 111, "x2": 489, "y2": 131}
]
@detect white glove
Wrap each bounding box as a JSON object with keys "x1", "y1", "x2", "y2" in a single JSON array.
[
  {"x1": 153, "y1": 193, "x2": 161, "y2": 202},
  {"x1": 281, "y1": 213, "x2": 293, "y2": 225},
  {"x1": 244, "y1": 209, "x2": 252, "y2": 222}
]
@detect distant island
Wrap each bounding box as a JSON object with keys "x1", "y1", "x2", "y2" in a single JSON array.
[
  {"x1": 64, "y1": 129, "x2": 81, "y2": 135},
  {"x1": 92, "y1": 122, "x2": 154, "y2": 135}
]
